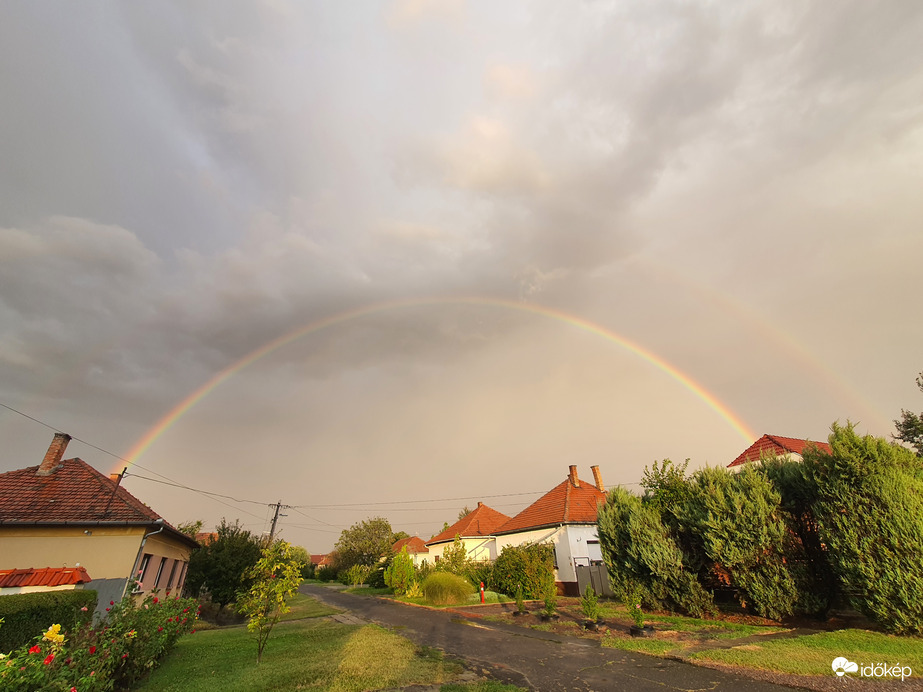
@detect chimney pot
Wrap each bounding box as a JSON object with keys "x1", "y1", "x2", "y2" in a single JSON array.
[
  {"x1": 568, "y1": 465, "x2": 579, "y2": 487},
  {"x1": 37, "y1": 433, "x2": 71, "y2": 476},
  {"x1": 477, "y1": 501, "x2": 483, "y2": 508},
  {"x1": 591, "y1": 465, "x2": 605, "y2": 493},
  {"x1": 109, "y1": 473, "x2": 121, "y2": 482}
]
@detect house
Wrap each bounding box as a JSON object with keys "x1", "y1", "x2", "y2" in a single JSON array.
[
  {"x1": 727, "y1": 434, "x2": 832, "y2": 470},
  {"x1": 391, "y1": 536, "x2": 429, "y2": 567},
  {"x1": 425, "y1": 502, "x2": 511, "y2": 563},
  {"x1": 0, "y1": 433, "x2": 199, "y2": 617},
  {"x1": 494, "y1": 465, "x2": 607, "y2": 596}
]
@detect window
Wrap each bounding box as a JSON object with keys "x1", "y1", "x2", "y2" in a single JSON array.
[
  {"x1": 176, "y1": 562, "x2": 188, "y2": 592},
  {"x1": 166, "y1": 560, "x2": 179, "y2": 590},
  {"x1": 138, "y1": 554, "x2": 152, "y2": 582},
  {"x1": 153, "y1": 557, "x2": 168, "y2": 588}
]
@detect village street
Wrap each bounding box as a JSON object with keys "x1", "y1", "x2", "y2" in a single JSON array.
[{"x1": 301, "y1": 584, "x2": 798, "y2": 692}]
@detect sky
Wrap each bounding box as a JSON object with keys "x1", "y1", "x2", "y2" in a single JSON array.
[{"x1": 2, "y1": 1, "x2": 922, "y2": 553}]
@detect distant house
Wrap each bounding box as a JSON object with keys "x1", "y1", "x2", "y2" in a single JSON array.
[
  {"x1": 495, "y1": 465, "x2": 607, "y2": 596},
  {"x1": 425, "y1": 502, "x2": 511, "y2": 563},
  {"x1": 727, "y1": 434, "x2": 832, "y2": 470},
  {"x1": 310, "y1": 554, "x2": 332, "y2": 568},
  {"x1": 0, "y1": 433, "x2": 199, "y2": 617},
  {"x1": 391, "y1": 536, "x2": 429, "y2": 567}
]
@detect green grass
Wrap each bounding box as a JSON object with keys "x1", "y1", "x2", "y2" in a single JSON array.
[
  {"x1": 691, "y1": 629, "x2": 923, "y2": 677},
  {"x1": 136, "y1": 619, "x2": 465, "y2": 691},
  {"x1": 279, "y1": 592, "x2": 340, "y2": 621},
  {"x1": 596, "y1": 605, "x2": 786, "y2": 639}
]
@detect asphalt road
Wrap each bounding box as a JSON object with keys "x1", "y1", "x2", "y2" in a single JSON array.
[{"x1": 300, "y1": 584, "x2": 799, "y2": 692}]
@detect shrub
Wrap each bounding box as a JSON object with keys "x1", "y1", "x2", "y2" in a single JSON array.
[
  {"x1": 0, "y1": 589, "x2": 96, "y2": 654},
  {"x1": 436, "y1": 535, "x2": 469, "y2": 576},
  {"x1": 0, "y1": 591, "x2": 197, "y2": 691},
  {"x1": 806, "y1": 423, "x2": 923, "y2": 634},
  {"x1": 185, "y1": 518, "x2": 263, "y2": 608},
  {"x1": 467, "y1": 561, "x2": 494, "y2": 590},
  {"x1": 540, "y1": 569, "x2": 557, "y2": 616},
  {"x1": 342, "y1": 564, "x2": 371, "y2": 586},
  {"x1": 580, "y1": 584, "x2": 600, "y2": 622},
  {"x1": 367, "y1": 556, "x2": 390, "y2": 589},
  {"x1": 597, "y1": 487, "x2": 713, "y2": 617},
  {"x1": 489, "y1": 543, "x2": 555, "y2": 599},
  {"x1": 384, "y1": 548, "x2": 415, "y2": 595},
  {"x1": 677, "y1": 465, "x2": 798, "y2": 620},
  {"x1": 316, "y1": 565, "x2": 337, "y2": 582},
  {"x1": 421, "y1": 572, "x2": 474, "y2": 605}
]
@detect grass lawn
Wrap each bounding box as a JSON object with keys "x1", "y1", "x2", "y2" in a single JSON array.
[
  {"x1": 690, "y1": 629, "x2": 923, "y2": 678},
  {"x1": 138, "y1": 593, "x2": 524, "y2": 692}
]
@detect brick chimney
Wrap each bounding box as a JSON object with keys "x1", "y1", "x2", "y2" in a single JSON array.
[
  {"x1": 568, "y1": 465, "x2": 579, "y2": 488},
  {"x1": 37, "y1": 433, "x2": 71, "y2": 476},
  {"x1": 591, "y1": 465, "x2": 605, "y2": 492}
]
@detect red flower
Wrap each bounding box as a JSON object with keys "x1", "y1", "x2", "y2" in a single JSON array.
[
  {"x1": 89, "y1": 646, "x2": 96, "y2": 654},
  {"x1": 109, "y1": 600, "x2": 114, "y2": 605},
  {"x1": 153, "y1": 597, "x2": 159, "y2": 603},
  {"x1": 43, "y1": 654, "x2": 54, "y2": 665},
  {"x1": 158, "y1": 627, "x2": 163, "y2": 632},
  {"x1": 29, "y1": 645, "x2": 41, "y2": 654},
  {"x1": 121, "y1": 653, "x2": 128, "y2": 659}
]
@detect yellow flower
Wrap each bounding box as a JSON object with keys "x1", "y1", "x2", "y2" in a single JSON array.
[{"x1": 42, "y1": 624, "x2": 65, "y2": 645}]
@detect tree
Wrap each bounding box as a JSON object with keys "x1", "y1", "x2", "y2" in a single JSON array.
[
  {"x1": 640, "y1": 459, "x2": 690, "y2": 514},
  {"x1": 185, "y1": 519, "x2": 263, "y2": 609},
  {"x1": 391, "y1": 530, "x2": 410, "y2": 543},
  {"x1": 457, "y1": 506, "x2": 471, "y2": 520},
  {"x1": 334, "y1": 517, "x2": 394, "y2": 570},
  {"x1": 237, "y1": 540, "x2": 304, "y2": 663},
  {"x1": 894, "y1": 371, "x2": 923, "y2": 456},
  {"x1": 384, "y1": 546, "x2": 415, "y2": 595},
  {"x1": 176, "y1": 519, "x2": 204, "y2": 538},
  {"x1": 439, "y1": 534, "x2": 469, "y2": 575}
]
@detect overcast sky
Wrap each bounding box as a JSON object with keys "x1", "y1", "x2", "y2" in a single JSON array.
[{"x1": 2, "y1": 1, "x2": 922, "y2": 553}]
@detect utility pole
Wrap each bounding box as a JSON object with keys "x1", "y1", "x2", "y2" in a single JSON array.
[{"x1": 268, "y1": 500, "x2": 290, "y2": 541}]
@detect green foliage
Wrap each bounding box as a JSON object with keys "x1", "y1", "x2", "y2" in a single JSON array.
[
  {"x1": 316, "y1": 565, "x2": 337, "y2": 582},
  {"x1": 623, "y1": 583, "x2": 645, "y2": 627},
  {"x1": 420, "y1": 572, "x2": 474, "y2": 605},
  {"x1": 805, "y1": 423, "x2": 923, "y2": 634},
  {"x1": 0, "y1": 589, "x2": 96, "y2": 654},
  {"x1": 894, "y1": 371, "x2": 923, "y2": 456},
  {"x1": 334, "y1": 517, "x2": 395, "y2": 571},
  {"x1": 384, "y1": 547, "x2": 416, "y2": 595},
  {"x1": 437, "y1": 535, "x2": 469, "y2": 576},
  {"x1": 236, "y1": 539, "x2": 305, "y2": 663},
  {"x1": 176, "y1": 519, "x2": 204, "y2": 538},
  {"x1": 514, "y1": 583, "x2": 526, "y2": 614},
  {"x1": 597, "y1": 487, "x2": 714, "y2": 617},
  {"x1": 367, "y1": 554, "x2": 391, "y2": 589},
  {"x1": 489, "y1": 543, "x2": 555, "y2": 599},
  {"x1": 0, "y1": 591, "x2": 197, "y2": 691},
  {"x1": 678, "y1": 465, "x2": 798, "y2": 620},
  {"x1": 540, "y1": 569, "x2": 557, "y2": 616},
  {"x1": 287, "y1": 545, "x2": 313, "y2": 580},
  {"x1": 468, "y1": 561, "x2": 494, "y2": 590},
  {"x1": 341, "y1": 564, "x2": 372, "y2": 587},
  {"x1": 641, "y1": 458, "x2": 691, "y2": 512},
  {"x1": 185, "y1": 518, "x2": 263, "y2": 608},
  {"x1": 580, "y1": 584, "x2": 599, "y2": 622}
]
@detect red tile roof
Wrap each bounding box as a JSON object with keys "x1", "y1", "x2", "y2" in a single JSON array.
[
  {"x1": 0, "y1": 566, "x2": 92, "y2": 588},
  {"x1": 0, "y1": 457, "x2": 197, "y2": 548},
  {"x1": 392, "y1": 536, "x2": 428, "y2": 554},
  {"x1": 728, "y1": 434, "x2": 832, "y2": 468},
  {"x1": 426, "y1": 503, "x2": 511, "y2": 546},
  {"x1": 495, "y1": 469, "x2": 606, "y2": 535}
]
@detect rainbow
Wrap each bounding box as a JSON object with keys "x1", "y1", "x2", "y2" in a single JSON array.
[{"x1": 119, "y1": 296, "x2": 755, "y2": 472}]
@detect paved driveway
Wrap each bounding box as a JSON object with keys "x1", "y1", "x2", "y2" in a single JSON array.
[{"x1": 300, "y1": 585, "x2": 798, "y2": 691}]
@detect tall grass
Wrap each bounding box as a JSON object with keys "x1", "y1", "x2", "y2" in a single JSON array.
[{"x1": 422, "y1": 572, "x2": 475, "y2": 606}]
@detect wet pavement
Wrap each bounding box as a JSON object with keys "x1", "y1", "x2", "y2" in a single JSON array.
[{"x1": 300, "y1": 584, "x2": 800, "y2": 691}]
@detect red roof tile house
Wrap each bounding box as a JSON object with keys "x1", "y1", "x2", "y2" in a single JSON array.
[
  {"x1": 494, "y1": 465, "x2": 607, "y2": 595},
  {"x1": 0, "y1": 566, "x2": 92, "y2": 595},
  {"x1": 727, "y1": 434, "x2": 832, "y2": 470},
  {"x1": 425, "y1": 502, "x2": 511, "y2": 564},
  {"x1": 391, "y1": 536, "x2": 429, "y2": 567},
  {"x1": 0, "y1": 433, "x2": 198, "y2": 616}
]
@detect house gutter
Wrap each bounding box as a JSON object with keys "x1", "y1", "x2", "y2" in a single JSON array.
[{"x1": 122, "y1": 519, "x2": 164, "y2": 599}]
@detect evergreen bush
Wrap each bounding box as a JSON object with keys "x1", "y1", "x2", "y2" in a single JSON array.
[
  {"x1": 677, "y1": 466, "x2": 798, "y2": 620},
  {"x1": 597, "y1": 487, "x2": 713, "y2": 617},
  {"x1": 806, "y1": 423, "x2": 923, "y2": 634},
  {"x1": 384, "y1": 548, "x2": 415, "y2": 595},
  {"x1": 421, "y1": 572, "x2": 474, "y2": 605}
]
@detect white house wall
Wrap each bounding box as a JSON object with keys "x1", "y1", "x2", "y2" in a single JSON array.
[
  {"x1": 427, "y1": 536, "x2": 497, "y2": 563},
  {"x1": 496, "y1": 524, "x2": 600, "y2": 584}
]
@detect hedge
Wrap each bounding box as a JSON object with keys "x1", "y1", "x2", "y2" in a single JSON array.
[{"x1": 0, "y1": 589, "x2": 97, "y2": 654}]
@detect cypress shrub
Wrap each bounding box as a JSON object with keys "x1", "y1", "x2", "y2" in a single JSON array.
[
  {"x1": 677, "y1": 466, "x2": 798, "y2": 620},
  {"x1": 489, "y1": 544, "x2": 555, "y2": 599},
  {"x1": 421, "y1": 572, "x2": 474, "y2": 605},
  {"x1": 384, "y1": 548, "x2": 415, "y2": 595},
  {"x1": 597, "y1": 487, "x2": 713, "y2": 617},
  {"x1": 0, "y1": 590, "x2": 96, "y2": 653},
  {"x1": 805, "y1": 423, "x2": 923, "y2": 634}
]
